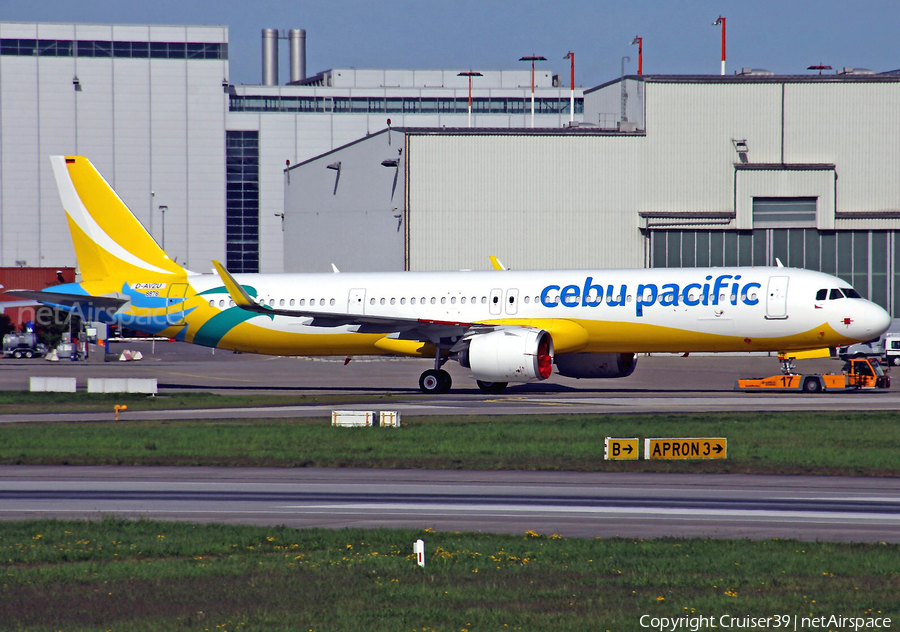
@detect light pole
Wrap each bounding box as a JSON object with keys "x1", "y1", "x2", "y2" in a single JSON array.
[
  {"x1": 519, "y1": 55, "x2": 546, "y2": 128},
  {"x1": 159, "y1": 205, "x2": 167, "y2": 250},
  {"x1": 457, "y1": 71, "x2": 482, "y2": 127},
  {"x1": 563, "y1": 52, "x2": 575, "y2": 124},
  {"x1": 713, "y1": 16, "x2": 726, "y2": 75},
  {"x1": 631, "y1": 36, "x2": 643, "y2": 75}
]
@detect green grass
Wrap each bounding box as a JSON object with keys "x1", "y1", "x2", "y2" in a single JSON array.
[
  {"x1": 1, "y1": 411, "x2": 899, "y2": 475},
  {"x1": 0, "y1": 391, "x2": 395, "y2": 414},
  {"x1": 0, "y1": 519, "x2": 896, "y2": 631}
]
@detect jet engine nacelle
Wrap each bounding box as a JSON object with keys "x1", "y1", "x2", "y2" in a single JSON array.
[
  {"x1": 554, "y1": 352, "x2": 638, "y2": 379},
  {"x1": 459, "y1": 328, "x2": 554, "y2": 382}
]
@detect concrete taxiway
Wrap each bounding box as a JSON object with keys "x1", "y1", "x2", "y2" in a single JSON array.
[{"x1": 1, "y1": 466, "x2": 898, "y2": 542}]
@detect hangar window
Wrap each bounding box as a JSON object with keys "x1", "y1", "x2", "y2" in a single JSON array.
[{"x1": 753, "y1": 197, "x2": 817, "y2": 227}]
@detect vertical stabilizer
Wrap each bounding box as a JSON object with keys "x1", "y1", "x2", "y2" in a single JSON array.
[{"x1": 50, "y1": 156, "x2": 185, "y2": 281}]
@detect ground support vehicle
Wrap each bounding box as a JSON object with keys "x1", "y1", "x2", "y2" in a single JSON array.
[
  {"x1": 736, "y1": 357, "x2": 890, "y2": 393},
  {"x1": 2, "y1": 333, "x2": 48, "y2": 359}
]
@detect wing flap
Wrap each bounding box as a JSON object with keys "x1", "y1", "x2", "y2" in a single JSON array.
[{"x1": 3, "y1": 289, "x2": 128, "y2": 310}]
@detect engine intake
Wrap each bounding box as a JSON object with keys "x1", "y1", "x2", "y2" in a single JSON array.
[
  {"x1": 554, "y1": 352, "x2": 638, "y2": 379},
  {"x1": 459, "y1": 328, "x2": 554, "y2": 382}
]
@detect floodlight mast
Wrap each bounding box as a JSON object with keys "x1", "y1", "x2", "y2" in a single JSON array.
[
  {"x1": 713, "y1": 16, "x2": 726, "y2": 75},
  {"x1": 519, "y1": 55, "x2": 546, "y2": 128},
  {"x1": 563, "y1": 52, "x2": 575, "y2": 123},
  {"x1": 631, "y1": 37, "x2": 642, "y2": 75},
  {"x1": 458, "y1": 71, "x2": 483, "y2": 127}
]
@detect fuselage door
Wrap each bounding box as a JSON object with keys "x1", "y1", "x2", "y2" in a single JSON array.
[
  {"x1": 765, "y1": 276, "x2": 789, "y2": 320},
  {"x1": 166, "y1": 283, "x2": 189, "y2": 326},
  {"x1": 504, "y1": 288, "x2": 519, "y2": 315},
  {"x1": 348, "y1": 288, "x2": 366, "y2": 315},
  {"x1": 489, "y1": 288, "x2": 503, "y2": 316}
]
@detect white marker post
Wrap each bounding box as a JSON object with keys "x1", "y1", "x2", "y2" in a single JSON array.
[{"x1": 414, "y1": 539, "x2": 425, "y2": 567}]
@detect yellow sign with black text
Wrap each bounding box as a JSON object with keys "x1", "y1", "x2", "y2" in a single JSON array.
[
  {"x1": 644, "y1": 438, "x2": 727, "y2": 460},
  {"x1": 604, "y1": 437, "x2": 639, "y2": 460}
]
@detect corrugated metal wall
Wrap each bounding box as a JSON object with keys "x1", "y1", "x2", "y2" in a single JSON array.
[{"x1": 407, "y1": 134, "x2": 648, "y2": 271}]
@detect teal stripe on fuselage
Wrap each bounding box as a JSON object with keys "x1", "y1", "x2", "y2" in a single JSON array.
[{"x1": 192, "y1": 308, "x2": 269, "y2": 348}]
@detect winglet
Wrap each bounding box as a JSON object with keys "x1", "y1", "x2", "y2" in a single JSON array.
[
  {"x1": 489, "y1": 256, "x2": 506, "y2": 271},
  {"x1": 212, "y1": 260, "x2": 258, "y2": 309}
]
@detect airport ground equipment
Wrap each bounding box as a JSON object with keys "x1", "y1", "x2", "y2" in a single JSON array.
[
  {"x1": 2, "y1": 333, "x2": 47, "y2": 358},
  {"x1": 735, "y1": 357, "x2": 889, "y2": 393}
]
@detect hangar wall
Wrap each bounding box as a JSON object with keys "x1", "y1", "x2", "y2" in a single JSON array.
[{"x1": 0, "y1": 22, "x2": 228, "y2": 272}]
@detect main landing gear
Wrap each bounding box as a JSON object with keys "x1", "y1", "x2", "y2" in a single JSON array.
[
  {"x1": 419, "y1": 369, "x2": 452, "y2": 394},
  {"x1": 419, "y1": 348, "x2": 452, "y2": 394}
]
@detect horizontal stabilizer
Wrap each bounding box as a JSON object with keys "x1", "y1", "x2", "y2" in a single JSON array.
[{"x1": 3, "y1": 289, "x2": 128, "y2": 310}]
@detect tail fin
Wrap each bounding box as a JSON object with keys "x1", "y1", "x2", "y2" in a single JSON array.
[{"x1": 50, "y1": 156, "x2": 185, "y2": 282}]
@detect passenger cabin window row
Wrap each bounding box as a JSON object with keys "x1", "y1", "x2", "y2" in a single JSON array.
[{"x1": 816, "y1": 288, "x2": 863, "y2": 301}]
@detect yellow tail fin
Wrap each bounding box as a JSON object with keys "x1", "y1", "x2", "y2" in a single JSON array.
[{"x1": 50, "y1": 156, "x2": 185, "y2": 282}]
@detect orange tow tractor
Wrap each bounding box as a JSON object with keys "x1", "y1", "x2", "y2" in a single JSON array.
[{"x1": 736, "y1": 357, "x2": 890, "y2": 393}]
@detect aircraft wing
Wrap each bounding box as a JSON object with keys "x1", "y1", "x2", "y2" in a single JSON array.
[
  {"x1": 211, "y1": 260, "x2": 475, "y2": 337},
  {"x1": 3, "y1": 289, "x2": 128, "y2": 310}
]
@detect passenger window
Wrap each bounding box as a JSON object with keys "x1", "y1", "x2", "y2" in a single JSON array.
[
  {"x1": 481, "y1": 297, "x2": 487, "y2": 304},
  {"x1": 451, "y1": 297, "x2": 456, "y2": 304},
  {"x1": 370, "y1": 298, "x2": 375, "y2": 305},
  {"x1": 300, "y1": 299, "x2": 306, "y2": 306},
  {"x1": 440, "y1": 297, "x2": 446, "y2": 304},
  {"x1": 461, "y1": 297, "x2": 467, "y2": 304},
  {"x1": 430, "y1": 297, "x2": 436, "y2": 304},
  {"x1": 330, "y1": 298, "x2": 335, "y2": 306},
  {"x1": 320, "y1": 298, "x2": 325, "y2": 306},
  {"x1": 390, "y1": 298, "x2": 396, "y2": 305},
  {"x1": 219, "y1": 300, "x2": 225, "y2": 307},
  {"x1": 380, "y1": 298, "x2": 385, "y2": 305},
  {"x1": 829, "y1": 288, "x2": 845, "y2": 300},
  {"x1": 492, "y1": 296, "x2": 499, "y2": 304},
  {"x1": 209, "y1": 300, "x2": 215, "y2": 307},
  {"x1": 816, "y1": 289, "x2": 827, "y2": 301},
  {"x1": 523, "y1": 296, "x2": 529, "y2": 304},
  {"x1": 411, "y1": 297, "x2": 416, "y2": 305},
  {"x1": 279, "y1": 299, "x2": 285, "y2": 306},
  {"x1": 289, "y1": 299, "x2": 295, "y2": 306},
  {"x1": 400, "y1": 298, "x2": 406, "y2": 305}
]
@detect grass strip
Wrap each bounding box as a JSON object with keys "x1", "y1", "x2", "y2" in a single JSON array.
[
  {"x1": 0, "y1": 518, "x2": 896, "y2": 632},
  {"x1": 0, "y1": 411, "x2": 898, "y2": 475},
  {"x1": 0, "y1": 391, "x2": 395, "y2": 415}
]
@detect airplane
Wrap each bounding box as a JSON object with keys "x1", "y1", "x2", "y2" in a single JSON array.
[{"x1": 5, "y1": 155, "x2": 893, "y2": 394}]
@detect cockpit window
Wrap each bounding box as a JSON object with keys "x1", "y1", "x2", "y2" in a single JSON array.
[
  {"x1": 816, "y1": 289, "x2": 827, "y2": 301},
  {"x1": 829, "y1": 288, "x2": 845, "y2": 300},
  {"x1": 842, "y1": 288, "x2": 862, "y2": 299}
]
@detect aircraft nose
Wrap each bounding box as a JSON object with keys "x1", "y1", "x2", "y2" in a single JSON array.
[{"x1": 866, "y1": 302, "x2": 892, "y2": 336}]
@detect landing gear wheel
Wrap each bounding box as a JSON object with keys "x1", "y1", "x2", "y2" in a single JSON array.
[
  {"x1": 476, "y1": 380, "x2": 508, "y2": 394},
  {"x1": 802, "y1": 377, "x2": 822, "y2": 393},
  {"x1": 419, "y1": 369, "x2": 452, "y2": 394}
]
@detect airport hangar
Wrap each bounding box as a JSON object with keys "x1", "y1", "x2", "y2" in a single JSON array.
[
  {"x1": 0, "y1": 21, "x2": 583, "y2": 288},
  {"x1": 286, "y1": 69, "x2": 900, "y2": 316}
]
